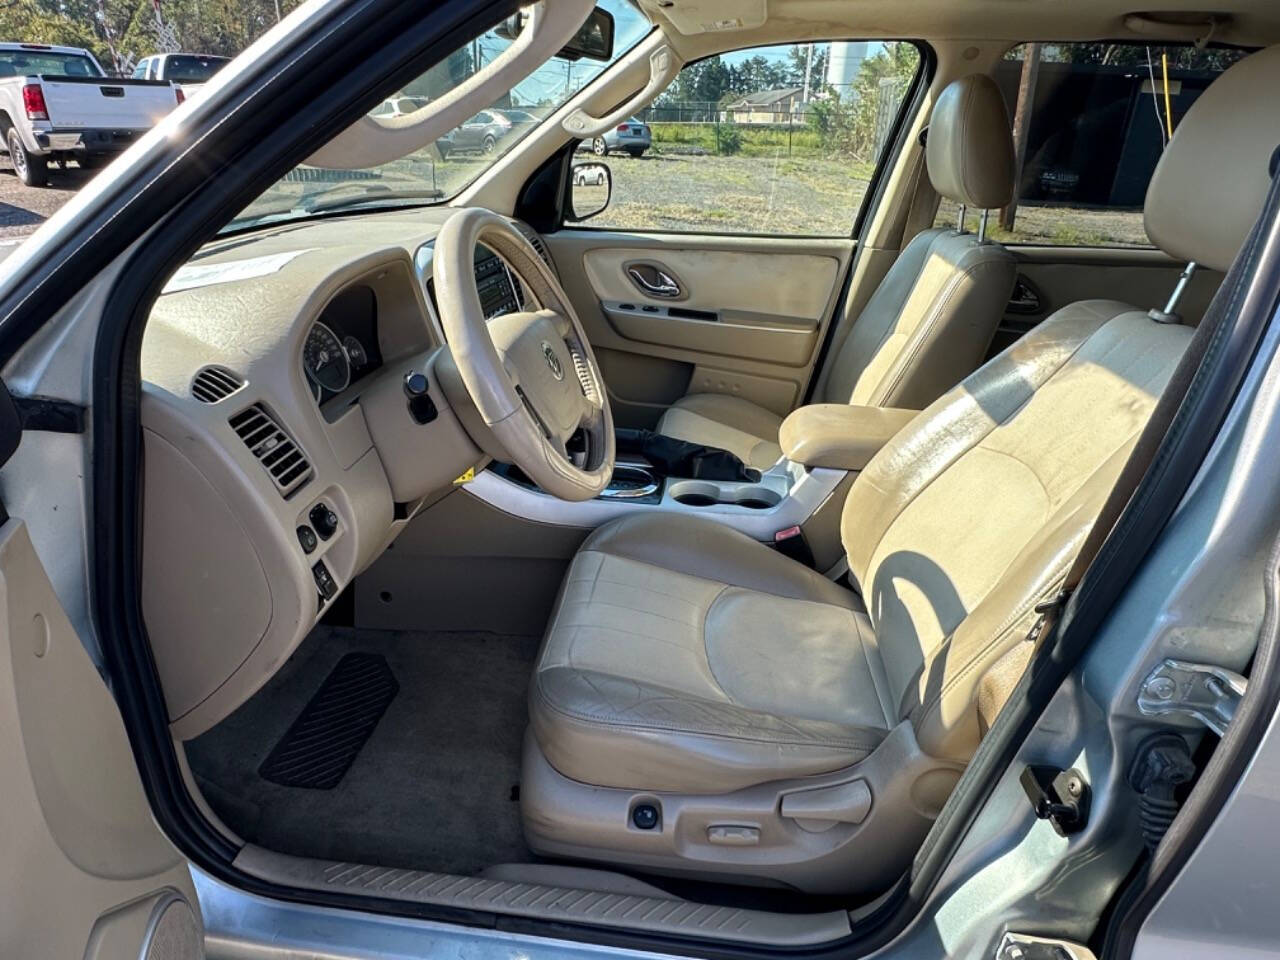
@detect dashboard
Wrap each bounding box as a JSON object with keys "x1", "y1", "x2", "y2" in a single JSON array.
[{"x1": 138, "y1": 207, "x2": 549, "y2": 741}]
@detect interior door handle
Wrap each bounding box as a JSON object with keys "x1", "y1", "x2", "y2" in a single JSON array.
[{"x1": 627, "y1": 264, "x2": 682, "y2": 299}]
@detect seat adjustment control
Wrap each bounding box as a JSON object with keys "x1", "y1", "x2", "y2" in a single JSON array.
[
  {"x1": 707, "y1": 825, "x2": 759, "y2": 846},
  {"x1": 631, "y1": 803, "x2": 659, "y2": 830}
]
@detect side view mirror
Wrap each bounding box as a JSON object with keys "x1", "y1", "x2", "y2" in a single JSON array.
[{"x1": 568, "y1": 162, "x2": 611, "y2": 221}]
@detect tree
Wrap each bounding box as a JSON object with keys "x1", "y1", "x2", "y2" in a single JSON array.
[
  {"x1": 787, "y1": 43, "x2": 827, "y2": 93},
  {"x1": 807, "y1": 42, "x2": 919, "y2": 160},
  {"x1": 656, "y1": 54, "x2": 731, "y2": 109}
]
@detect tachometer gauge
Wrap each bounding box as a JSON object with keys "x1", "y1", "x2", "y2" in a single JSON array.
[
  {"x1": 342, "y1": 335, "x2": 368, "y2": 369},
  {"x1": 302, "y1": 322, "x2": 350, "y2": 395}
]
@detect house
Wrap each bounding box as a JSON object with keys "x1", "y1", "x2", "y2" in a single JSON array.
[{"x1": 722, "y1": 87, "x2": 805, "y2": 123}]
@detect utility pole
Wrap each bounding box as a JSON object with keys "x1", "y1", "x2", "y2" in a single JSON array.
[
  {"x1": 802, "y1": 43, "x2": 814, "y2": 103},
  {"x1": 1001, "y1": 41, "x2": 1041, "y2": 233}
]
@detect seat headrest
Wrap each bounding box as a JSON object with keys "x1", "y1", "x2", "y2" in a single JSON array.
[
  {"x1": 1146, "y1": 46, "x2": 1280, "y2": 272},
  {"x1": 926, "y1": 73, "x2": 1016, "y2": 210}
]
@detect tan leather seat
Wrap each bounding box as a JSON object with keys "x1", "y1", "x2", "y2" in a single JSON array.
[
  {"x1": 656, "y1": 74, "x2": 1019, "y2": 470},
  {"x1": 523, "y1": 48, "x2": 1280, "y2": 894}
]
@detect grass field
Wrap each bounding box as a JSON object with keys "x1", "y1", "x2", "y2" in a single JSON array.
[{"x1": 590, "y1": 150, "x2": 1151, "y2": 245}]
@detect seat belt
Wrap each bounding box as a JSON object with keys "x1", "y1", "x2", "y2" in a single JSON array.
[
  {"x1": 896, "y1": 129, "x2": 937, "y2": 250},
  {"x1": 977, "y1": 233, "x2": 1249, "y2": 731}
]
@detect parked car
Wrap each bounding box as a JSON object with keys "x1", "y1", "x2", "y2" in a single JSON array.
[
  {"x1": 496, "y1": 107, "x2": 540, "y2": 135},
  {"x1": 372, "y1": 95, "x2": 453, "y2": 156},
  {"x1": 449, "y1": 108, "x2": 512, "y2": 153},
  {"x1": 131, "y1": 52, "x2": 230, "y2": 97},
  {"x1": 572, "y1": 162, "x2": 607, "y2": 186},
  {"x1": 0, "y1": 42, "x2": 181, "y2": 185},
  {"x1": 582, "y1": 116, "x2": 651, "y2": 156}
]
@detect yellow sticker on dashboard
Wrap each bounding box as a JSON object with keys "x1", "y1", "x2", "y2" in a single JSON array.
[{"x1": 453, "y1": 467, "x2": 476, "y2": 485}]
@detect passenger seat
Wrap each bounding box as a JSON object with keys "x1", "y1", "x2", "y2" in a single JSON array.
[{"x1": 657, "y1": 74, "x2": 1019, "y2": 469}]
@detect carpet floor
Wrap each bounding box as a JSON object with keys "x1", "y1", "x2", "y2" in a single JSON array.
[{"x1": 186, "y1": 626, "x2": 540, "y2": 875}]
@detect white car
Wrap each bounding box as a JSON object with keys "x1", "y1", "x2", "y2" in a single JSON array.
[
  {"x1": 131, "y1": 52, "x2": 230, "y2": 98},
  {"x1": 0, "y1": 42, "x2": 181, "y2": 185}
]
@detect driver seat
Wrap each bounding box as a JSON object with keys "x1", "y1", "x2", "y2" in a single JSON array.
[{"x1": 521, "y1": 48, "x2": 1280, "y2": 894}]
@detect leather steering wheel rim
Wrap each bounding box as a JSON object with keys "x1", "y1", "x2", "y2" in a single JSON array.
[{"x1": 434, "y1": 208, "x2": 615, "y2": 501}]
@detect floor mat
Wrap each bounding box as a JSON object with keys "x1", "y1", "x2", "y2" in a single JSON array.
[
  {"x1": 186, "y1": 626, "x2": 540, "y2": 875},
  {"x1": 258, "y1": 652, "x2": 399, "y2": 789}
]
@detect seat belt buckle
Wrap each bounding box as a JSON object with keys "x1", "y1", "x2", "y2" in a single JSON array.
[{"x1": 772, "y1": 525, "x2": 815, "y2": 568}]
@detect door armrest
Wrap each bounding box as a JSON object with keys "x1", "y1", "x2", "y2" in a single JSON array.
[{"x1": 780, "y1": 404, "x2": 919, "y2": 471}]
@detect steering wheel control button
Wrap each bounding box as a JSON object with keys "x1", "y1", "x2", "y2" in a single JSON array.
[
  {"x1": 631, "y1": 803, "x2": 660, "y2": 830},
  {"x1": 312, "y1": 560, "x2": 338, "y2": 600},
  {"x1": 296, "y1": 525, "x2": 318, "y2": 554},
  {"x1": 309, "y1": 503, "x2": 339, "y2": 540}
]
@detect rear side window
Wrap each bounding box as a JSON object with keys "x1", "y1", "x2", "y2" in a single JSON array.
[{"x1": 935, "y1": 43, "x2": 1249, "y2": 247}]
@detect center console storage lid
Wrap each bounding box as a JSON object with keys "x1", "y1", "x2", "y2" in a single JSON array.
[{"x1": 779, "y1": 404, "x2": 919, "y2": 472}]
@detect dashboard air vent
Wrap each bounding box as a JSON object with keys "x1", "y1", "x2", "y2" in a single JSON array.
[
  {"x1": 191, "y1": 366, "x2": 245, "y2": 403},
  {"x1": 228, "y1": 404, "x2": 312, "y2": 497},
  {"x1": 515, "y1": 223, "x2": 556, "y2": 276}
]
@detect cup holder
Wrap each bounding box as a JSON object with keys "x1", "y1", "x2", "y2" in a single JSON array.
[{"x1": 669, "y1": 479, "x2": 781, "y2": 510}]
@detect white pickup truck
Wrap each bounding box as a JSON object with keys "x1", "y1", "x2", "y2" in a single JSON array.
[
  {"x1": 0, "y1": 43, "x2": 181, "y2": 186},
  {"x1": 132, "y1": 53, "x2": 230, "y2": 98}
]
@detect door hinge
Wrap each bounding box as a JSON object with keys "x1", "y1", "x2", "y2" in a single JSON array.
[
  {"x1": 1137, "y1": 658, "x2": 1246, "y2": 736},
  {"x1": 1020, "y1": 765, "x2": 1090, "y2": 836},
  {"x1": 997, "y1": 932, "x2": 1097, "y2": 960}
]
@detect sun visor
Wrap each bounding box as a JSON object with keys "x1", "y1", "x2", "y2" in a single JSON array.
[{"x1": 307, "y1": 0, "x2": 595, "y2": 169}]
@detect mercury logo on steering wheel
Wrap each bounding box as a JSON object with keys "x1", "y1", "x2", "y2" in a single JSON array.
[{"x1": 541, "y1": 341, "x2": 564, "y2": 381}]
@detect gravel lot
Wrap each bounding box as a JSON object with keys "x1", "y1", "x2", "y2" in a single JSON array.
[{"x1": 0, "y1": 159, "x2": 96, "y2": 241}]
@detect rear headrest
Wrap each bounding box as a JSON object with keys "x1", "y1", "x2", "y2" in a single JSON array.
[
  {"x1": 1146, "y1": 46, "x2": 1280, "y2": 272},
  {"x1": 926, "y1": 74, "x2": 1016, "y2": 210}
]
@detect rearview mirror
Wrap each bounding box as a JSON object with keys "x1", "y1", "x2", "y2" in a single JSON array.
[
  {"x1": 496, "y1": 6, "x2": 615, "y2": 62},
  {"x1": 568, "y1": 162, "x2": 611, "y2": 221}
]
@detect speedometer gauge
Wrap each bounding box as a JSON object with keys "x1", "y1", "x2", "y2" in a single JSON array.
[{"x1": 302, "y1": 322, "x2": 350, "y2": 395}]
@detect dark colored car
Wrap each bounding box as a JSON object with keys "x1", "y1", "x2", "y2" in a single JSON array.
[{"x1": 449, "y1": 109, "x2": 512, "y2": 154}]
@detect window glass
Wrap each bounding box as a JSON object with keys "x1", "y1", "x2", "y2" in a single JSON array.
[
  {"x1": 586, "y1": 41, "x2": 921, "y2": 235},
  {"x1": 935, "y1": 43, "x2": 1249, "y2": 246},
  {"x1": 229, "y1": 1, "x2": 650, "y2": 233},
  {"x1": 0, "y1": 50, "x2": 103, "y2": 78},
  {"x1": 164, "y1": 55, "x2": 229, "y2": 85}
]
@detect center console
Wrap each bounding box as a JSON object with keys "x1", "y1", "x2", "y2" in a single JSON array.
[
  {"x1": 463, "y1": 404, "x2": 920, "y2": 571},
  {"x1": 470, "y1": 453, "x2": 847, "y2": 544}
]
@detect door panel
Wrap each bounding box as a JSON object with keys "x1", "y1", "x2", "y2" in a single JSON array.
[
  {"x1": 548, "y1": 229, "x2": 853, "y2": 427},
  {"x1": 0, "y1": 518, "x2": 203, "y2": 958},
  {"x1": 992, "y1": 246, "x2": 1223, "y2": 354}
]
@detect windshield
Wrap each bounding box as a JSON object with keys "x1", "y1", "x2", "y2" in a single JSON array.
[
  {"x1": 166, "y1": 55, "x2": 228, "y2": 84},
  {"x1": 227, "y1": 1, "x2": 649, "y2": 232},
  {"x1": 0, "y1": 50, "x2": 102, "y2": 78}
]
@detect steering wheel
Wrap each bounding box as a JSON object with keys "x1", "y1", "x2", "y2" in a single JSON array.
[{"x1": 434, "y1": 209, "x2": 615, "y2": 501}]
